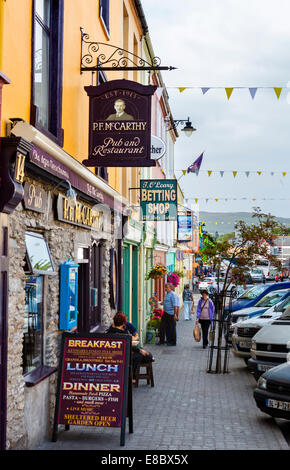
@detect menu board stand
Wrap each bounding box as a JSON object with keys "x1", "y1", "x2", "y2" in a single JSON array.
[{"x1": 52, "y1": 332, "x2": 133, "y2": 446}]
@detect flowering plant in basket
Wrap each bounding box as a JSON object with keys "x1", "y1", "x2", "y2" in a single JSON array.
[
  {"x1": 146, "y1": 264, "x2": 168, "y2": 280},
  {"x1": 167, "y1": 272, "x2": 180, "y2": 287}
]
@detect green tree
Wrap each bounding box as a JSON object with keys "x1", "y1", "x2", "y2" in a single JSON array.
[{"x1": 200, "y1": 207, "x2": 283, "y2": 373}]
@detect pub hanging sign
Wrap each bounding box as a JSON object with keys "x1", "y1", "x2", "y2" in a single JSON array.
[
  {"x1": 82, "y1": 79, "x2": 157, "y2": 168},
  {"x1": 140, "y1": 179, "x2": 177, "y2": 221}
]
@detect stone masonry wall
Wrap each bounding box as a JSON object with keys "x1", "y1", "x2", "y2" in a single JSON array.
[{"x1": 6, "y1": 178, "x2": 115, "y2": 449}]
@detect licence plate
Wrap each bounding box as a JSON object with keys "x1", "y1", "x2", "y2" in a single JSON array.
[
  {"x1": 239, "y1": 341, "x2": 252, "y2": 348},
  {"x1": 266, "y1": 399, "x2": 290, "y2": 411},
  {"x1": 257, "y1": 364, "x2": 273, "y2": 372}
]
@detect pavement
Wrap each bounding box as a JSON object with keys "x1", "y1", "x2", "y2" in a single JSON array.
[{"x1": 36, "y1": 298, "x2": 290, "y2": 451}]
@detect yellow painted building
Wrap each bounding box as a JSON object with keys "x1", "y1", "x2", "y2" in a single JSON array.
[{"x1": 0, "y1": 0, "x2": 172, "y2": 450}]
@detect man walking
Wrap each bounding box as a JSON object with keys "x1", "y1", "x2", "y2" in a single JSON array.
[{"x1": 158, "y1": 283, "x2": 179, "y2": 346}]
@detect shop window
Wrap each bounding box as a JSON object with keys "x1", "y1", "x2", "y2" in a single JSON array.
[
  {"x1": 22, "y1": 232, "x2": 56, "y2": 385},
  {"x1": 25, "y1": 231, "x2": 55, "y2": 275},
  {"x1": 99, "y1": 0, "x2": 110, "y2": 38},
  {"x1": 31, "y1": 0, "x2": 64, "y2": 146}
]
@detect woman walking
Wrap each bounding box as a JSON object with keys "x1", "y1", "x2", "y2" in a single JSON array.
[
  {"x1": 195, "y1": 289, "x2": 215, "y2": 348},
  {"x1": 182, "y1": 284, "x2": 193, "y2": 320}
]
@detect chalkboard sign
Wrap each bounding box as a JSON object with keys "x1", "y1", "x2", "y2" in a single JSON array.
[{"x1": 52, "y1": 332, "x2": 133, "y2": 446}]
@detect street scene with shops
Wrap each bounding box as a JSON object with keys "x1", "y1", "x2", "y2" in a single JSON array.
[{"x1": 1, "y1": 0, "x2": 290, "y2": 457}]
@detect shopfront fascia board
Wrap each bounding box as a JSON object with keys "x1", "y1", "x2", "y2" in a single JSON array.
[{"x1": 11, "y1": 121, "x2": 129, "y2": 214}]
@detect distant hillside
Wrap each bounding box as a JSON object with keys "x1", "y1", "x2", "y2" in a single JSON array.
[{"x1": 199, "y1": 211, "x2": 290, "y2": 235}]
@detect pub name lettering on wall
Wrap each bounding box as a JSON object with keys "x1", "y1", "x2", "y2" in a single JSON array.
[{"x1": 57, "y1": 195, "x2": 102, "y2": 230}]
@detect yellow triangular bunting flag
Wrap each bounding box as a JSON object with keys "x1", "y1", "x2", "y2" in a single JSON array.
[
  {"x1": 257, "y1": 171, "x2": 262, "y2": 175},
  {"x1": 208, "y1": 171, "x2": 212, "y2": 177},
  {"x1": 182, "y1": 170, "x2": 186, "y2": 175},
  {"x1": 178, "y1": 87, "x2": 187, "y2": 93},
  {"x1": 274, "y1": 88, "x2": 282, "y2": 99},
  {"x1": 215, "y1": 198, "x2": 219, "y2": 202},
  {"x1": 194, "y1": 198, "x2": 198, "y2": 204},
  {"x1": 233, "y1": 171, "x2": 237, "y2": 178},
  {"x1": 225, "y1": 88, "x2": 234, "y2": 100},
  {"x1": 282, "y1": 172, "x2": 287, "y2": 177}
]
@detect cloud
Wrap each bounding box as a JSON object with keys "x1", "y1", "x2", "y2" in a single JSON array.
[{"x1": 142, "y1": 0, "x2": 290, "y2": 217}]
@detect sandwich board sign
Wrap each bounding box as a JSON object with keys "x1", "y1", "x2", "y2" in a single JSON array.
[{"x1": 52, "y1": 332, "x2": 133, "y2": 446}]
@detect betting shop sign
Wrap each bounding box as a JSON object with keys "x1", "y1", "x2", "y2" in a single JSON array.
[
  {"x1": 82, "y1": 79, "x2": 157, "y2": 168},
  {"x1": 140, "y1": 179, "x2": 177, "y2": 221}
]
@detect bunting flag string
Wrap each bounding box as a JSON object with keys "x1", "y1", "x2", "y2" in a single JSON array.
[
  {"x1": 166, "y1": 86, "x2": 285, "y2": 100},
  {"x1": 188, "y1": 197, "x2": 290, "y2": 203},
  {"x1": 176, "y1": 169, "x2": 288, "y2": 177}
]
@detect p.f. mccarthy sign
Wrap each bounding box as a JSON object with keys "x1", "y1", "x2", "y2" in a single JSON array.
[{"x1": 82, "y1": 80, "x2": 157, "y2": 168}]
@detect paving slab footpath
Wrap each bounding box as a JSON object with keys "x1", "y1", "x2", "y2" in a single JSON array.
[{"x1": 37, "y1": 298, "x2": 289, "y2": 451}]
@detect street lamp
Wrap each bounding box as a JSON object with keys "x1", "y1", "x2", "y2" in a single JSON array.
[
  {"x1": 165, "y1": 117, "x2": 196, "y2": 137},
  {"x1": 53, "y1": 179, "x2": 77, "y2": 207}
]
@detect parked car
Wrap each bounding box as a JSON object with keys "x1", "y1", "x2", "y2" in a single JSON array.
[
  {"x1": 224, "y1": 282, "x2": 290, "y2": 314},
  {"x1": 248, "y1": 306, "x2": 290, "y2": 380},
  {"x1": 250, "y1": 268, "x2": 264, "y2": 283},
  {"x1": 253, "y1": 362, "x2": 290, "y2": 420},
  {"x1": 231, "y1": 292, "x2": 290, "y2": 362},
  {"x1": 198, "y1": 277, "x2": 217, "y2": 291}
]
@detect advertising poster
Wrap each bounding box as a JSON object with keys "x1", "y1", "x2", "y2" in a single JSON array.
[
  {"x1": 178, "y1": 213, "x2": 193, "y2": 241},
  {"x1": 82, "y1": 80, "x2": 156, "y2": 167},
  {"x1": 140, "y1": 179, "x2": 177, "y2": 221},
  {"x1": 53, "y1": 333, "x2": 131, "y2": 440}
]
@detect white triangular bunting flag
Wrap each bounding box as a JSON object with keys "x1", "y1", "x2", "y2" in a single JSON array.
[{"x1": 155, "y1": 87, "x2": 164, "y2": 100}]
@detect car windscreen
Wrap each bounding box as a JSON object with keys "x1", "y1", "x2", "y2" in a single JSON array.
[
  {"x1": 254, "y1": 290, "x2": 287, "y2": 307},
  {"x1": 279, "y1": 305, "x2": 290, "y2": 320},
  {"x1": 238, "y1": 285, "x2": 268, "y2": 300},
  {"x1": 274, "y1": 296, "x2": 290, "y2": 313}
]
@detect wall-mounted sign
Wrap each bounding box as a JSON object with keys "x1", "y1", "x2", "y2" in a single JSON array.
[
  {"x1": 177, "y1": 212, "x2": 193, "y2": 242},
  {"x1": 56, "y1": 194, "x2": 105, "y2": 231},
  {"x1": 52, "y1": 332, "x2": 132, "y2": 446},
  {"x1": 82, "y1": 79, "x2": 157, "y2": 167},
  {"x1": 23, "y1": 182, "x2": 47, "y2": 213},
  {"x1": 150, "y1": 135, "x2": 166, "y2": 161},
  {"x1": 140, "y1": 179, "x2": 177, "y2": 221}
]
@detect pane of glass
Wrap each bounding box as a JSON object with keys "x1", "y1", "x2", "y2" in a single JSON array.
[
  {"x1": 239, "y1": 285, "x2": 268, "y2": 300},
  {"x1": 35, "y1": 0, "x2": 50, "y2": 26},
  {"x1": 23, "y1": 276, "x2": 43, "y2": 374},
  {"x1": 25, "y1": 232, "x2": 54, "y2": 273},
  {"x1": 34, "y1": 20, "x2": 50, "y2": 129}
]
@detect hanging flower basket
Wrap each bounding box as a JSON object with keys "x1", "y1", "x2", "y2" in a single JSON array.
[
  {"x1": 167, "y1": 272, "x2": 180, "y2": 287},
  {"x1": 146, "y1": 264, "x2": 168, "y2": 280}
]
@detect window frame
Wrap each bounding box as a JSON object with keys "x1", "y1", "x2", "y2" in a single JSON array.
[
  {"x1": 23, "y1": 231, "x2": 57, "y2": 386},
  {"x1": 99, "y1": 0, "x2": 110, "y2": 39},
  {"x1": 31, "y1": 0, "x2": 64, "y2": 147}
]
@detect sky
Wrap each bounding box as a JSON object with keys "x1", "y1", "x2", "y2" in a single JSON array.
[{"x1": 142, "y1": 0, "x2": 290, "y2": 218}]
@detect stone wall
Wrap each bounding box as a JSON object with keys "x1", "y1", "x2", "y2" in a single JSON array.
[{"x1": 6, "y1": 178, "x2": 116, "y2": 449}]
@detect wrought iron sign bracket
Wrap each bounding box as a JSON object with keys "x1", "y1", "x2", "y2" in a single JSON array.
[{"x1": 80, "y1": 28, "x2": 176, "y2": 73}]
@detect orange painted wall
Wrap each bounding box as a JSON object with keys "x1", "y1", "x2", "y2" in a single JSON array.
[{"x1": 1, "y1": 0, "x2": 144, "y2": 200}]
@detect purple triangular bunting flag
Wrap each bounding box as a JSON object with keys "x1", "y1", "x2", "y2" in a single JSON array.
[
  {"x1": 201, "y1": 88, "x2": 210, "y2": 95},
  {"x1": 249, "y1": 88, "x2": 258, "y2": 100}
]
